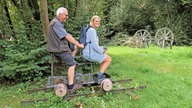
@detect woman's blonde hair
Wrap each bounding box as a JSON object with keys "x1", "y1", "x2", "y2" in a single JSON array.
[{"x1": 90, "y1": 15, "x2": 100, "y2": 26}]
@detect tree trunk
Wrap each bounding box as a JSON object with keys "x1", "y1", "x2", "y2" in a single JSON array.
[
  {"x1": 40, "y1": 0, "x2": 49, "y2": 42},
  {"x1": 73, "y1": 0, "x2": 78, "y2": 17},
  {"x1": 27, "y1": 0, "x2": 40, "y2": 20},
  {"x1": 3, "y1": 1, "x2": 15, "y2": 38}
]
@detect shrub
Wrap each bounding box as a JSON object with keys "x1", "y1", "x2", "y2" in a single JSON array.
[{"x1": 0, "y1": 36, "x2": 49, "y2": 83}]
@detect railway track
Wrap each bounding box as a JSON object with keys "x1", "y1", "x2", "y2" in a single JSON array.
[{"x1": 20, "y1": 78, "x2": 146, "y2": 105}]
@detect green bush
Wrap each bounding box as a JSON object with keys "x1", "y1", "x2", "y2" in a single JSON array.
[{"x1": 0, "y1": 36, "x2": 49, "y2": 82}]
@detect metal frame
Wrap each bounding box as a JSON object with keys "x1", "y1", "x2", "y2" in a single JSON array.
[{"x1": 46, "y1": 54, "x2": 113, "y2": 96}]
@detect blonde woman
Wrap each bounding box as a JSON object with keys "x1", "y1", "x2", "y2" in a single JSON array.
[{"x1": 82, "y1": 15, "x2": 112, "y2": 78}]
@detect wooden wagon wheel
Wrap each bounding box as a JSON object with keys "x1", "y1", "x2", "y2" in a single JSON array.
[
  {"x1": 54, "y1": 84, "x2": 68, "y2": 97},
  {"x1": 133, "y1": 29, "x2": 151, "y2": 48},
  {"x1": 155, "y1": 28, "x2": 174, "y2": 49},
  {"x1": 101, "y1": 79, "x2": 113, "y2": 92}
]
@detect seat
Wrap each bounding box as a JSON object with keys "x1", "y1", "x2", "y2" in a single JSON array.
[{"x1": 75, "y1": 50, "x2": 98, "y2": 73}]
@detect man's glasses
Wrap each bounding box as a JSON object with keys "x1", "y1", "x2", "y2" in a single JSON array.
[{"x1": 61, "y1": 13, "x2": 68, "y2": 17}]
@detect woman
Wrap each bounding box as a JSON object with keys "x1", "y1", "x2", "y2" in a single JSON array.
[{"x1": 82, "y1": 15, "x2": 112, "y2": 78}]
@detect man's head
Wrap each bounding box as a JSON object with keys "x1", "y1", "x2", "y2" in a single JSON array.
[{"x1": 56, "y1": 7, "x2": 69, "y2": 22}]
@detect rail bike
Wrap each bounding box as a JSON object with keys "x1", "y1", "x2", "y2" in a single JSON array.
[{"x1": 20, "y1": 53, "x2": 146, "y2": 105}]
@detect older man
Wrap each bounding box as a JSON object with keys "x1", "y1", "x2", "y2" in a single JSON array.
[{"x1": 48, "y1": 7, "x2": 84, "y2": 92}]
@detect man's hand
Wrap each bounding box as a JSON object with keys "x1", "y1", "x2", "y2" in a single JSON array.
[
  {"x1": 65, "y1": 34, "x2": 84, "y2": 49},
  {"x1": 78, "y1": 44, "x2": 84, "y2": 49}
]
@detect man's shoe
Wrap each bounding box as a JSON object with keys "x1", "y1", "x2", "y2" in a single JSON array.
[{"x1": 68, "y1": 84, "x2": 81, "y2": 93}]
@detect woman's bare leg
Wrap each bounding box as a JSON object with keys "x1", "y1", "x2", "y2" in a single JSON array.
[{"x1": 100, "y1": 54, "x2": 112, "y2": 73}]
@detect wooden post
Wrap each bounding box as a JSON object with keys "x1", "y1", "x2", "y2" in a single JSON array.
[{"x1": 40, "y1": 0, "x2": 49, "y2": 42}]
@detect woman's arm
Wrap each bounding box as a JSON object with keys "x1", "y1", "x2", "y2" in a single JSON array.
[{"x1": 87, "y1": 28, "x2": 103, "y2": 54}]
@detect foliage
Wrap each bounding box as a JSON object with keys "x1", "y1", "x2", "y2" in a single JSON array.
[
  {"x1": 148, "y1": 0, "x2": 192, "y2": 45},
  {"x1": 0, "y1": 35, "x2": 49, "y2": 82},
  {"x1": 1, "y1": 0, "x2": 192, "y2": 45},
  {"x1": 181, "y1": 0, "x2": 192, "y2": 6},
  {"x1": 107, "y1": 0, "x2": 192, "y2": 45},
  {"x1": 66, "y1": 0, "x2": 110, "y2": 45},
  {"x1": 107, "y1": 32, "x2": 131, "y2": 46},
  {"x1": 108, "y1": 0, "x2": 153, "y2": 35}
]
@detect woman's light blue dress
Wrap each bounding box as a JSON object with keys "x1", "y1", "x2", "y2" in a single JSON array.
[{"x1": 82, "y1": 28, "x2": 105, "y2": 63}]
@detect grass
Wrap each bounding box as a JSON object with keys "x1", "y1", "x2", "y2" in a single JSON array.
[{"x1": 1, "y1": 46, "x2": 192, "y2": 108}]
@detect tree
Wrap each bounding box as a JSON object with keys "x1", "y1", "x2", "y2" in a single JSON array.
[
  {"x1": 40, "y1": 0, "x2": 49, "y2": 42},
  {"x1": 3, "y1": 1, "x2": 15, "y2": 37}
]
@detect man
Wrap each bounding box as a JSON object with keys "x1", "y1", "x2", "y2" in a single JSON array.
[{"x1": 48, "y1": 7, "x2": 84, "y2": 92}]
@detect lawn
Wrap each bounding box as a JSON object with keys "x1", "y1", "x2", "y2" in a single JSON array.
[{"x1": 1, "y1": 46, "x2": 192, "y2": 108}]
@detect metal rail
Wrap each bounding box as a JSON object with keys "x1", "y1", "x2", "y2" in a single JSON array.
[
  {"x1": 27, "y1": 78, "x2": 133, "y2": 93},
  {"x1": 64, "y1": 85, "x2": 146, "y2": 100},
  {"x1": 20, "y1": 85, "x2": 146, "y2": 105}
]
